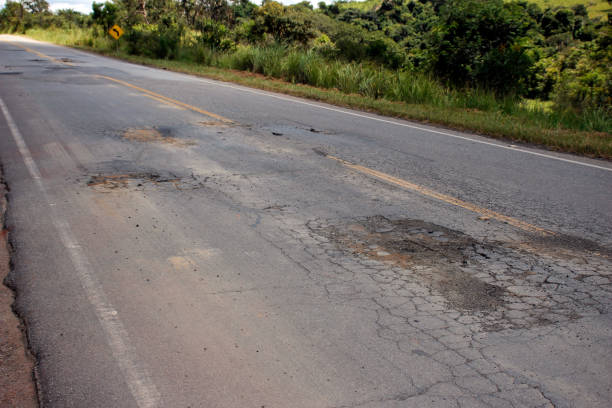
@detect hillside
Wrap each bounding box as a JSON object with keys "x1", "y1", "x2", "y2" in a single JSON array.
[
  {"x1": 339, "y1": 0, "x2": 611, "y2": 18},
  {"x1": 527, "y1": 0, "x2": 610, "y2": 18}
]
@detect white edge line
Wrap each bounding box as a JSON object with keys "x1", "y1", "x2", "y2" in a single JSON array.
[
  {"x1": 192, "y1": 78, "x2": 611, "y2": 172},
  {"x1": 0, "y1": 97, "x2": 161, "y2": 408},
  {"x1": 3, "y1": 36, "x2": 611, "y2": 174}
]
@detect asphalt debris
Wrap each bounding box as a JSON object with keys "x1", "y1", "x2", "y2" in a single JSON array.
[
  {"x1": 86, "y1": 171, "x2": 202, "y2": 192},
  {"x1": 123, "y1": 128, "x2": 195, "y2": 147}
]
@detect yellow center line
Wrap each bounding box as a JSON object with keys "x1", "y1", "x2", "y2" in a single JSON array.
[
  {"x1": 4, "y1": 40, "x2": 233, "y2": 123},
  {"x1": 143, "y1": 93, "x2": 186, "y2": 108},
  {"x1": 95, "y1": 75, "x2": 234, "y2": 124},
  {"x1": 326, "y1": 154, "x2": 554, "y2": 235},
  {"x1": 5, "y1": 39, "x2": 554, "y2": 235},
  {"x1": 6, "y1": 40, "x2": 74, "y2": 66}
]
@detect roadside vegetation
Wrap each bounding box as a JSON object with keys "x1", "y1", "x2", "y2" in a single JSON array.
[{"x1": 1, "y1": 0, "x2": 611, "y2": 157}]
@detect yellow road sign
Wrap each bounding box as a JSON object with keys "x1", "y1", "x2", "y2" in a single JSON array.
[{"x1": 108, "y1": 25, "x2": 124, "y2": 40}]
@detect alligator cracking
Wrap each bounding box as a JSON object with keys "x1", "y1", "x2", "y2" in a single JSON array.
[
  {"x1": 87, "y1": 172, "x2": 202, "y2": 192},
  {"x1": 314, "y1": 216, "x2": 504, "y2": 313},
  {"x1": 308, "y1": 215, "x2": 611, "y2": 331}
]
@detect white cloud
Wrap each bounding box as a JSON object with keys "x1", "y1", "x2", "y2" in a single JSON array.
[
  {"x1": 49, "y1": 2, "x2": 93, "y2": 14},
  {"x1": 0, "y1": 0, "x2": 93, "y2": 14}
]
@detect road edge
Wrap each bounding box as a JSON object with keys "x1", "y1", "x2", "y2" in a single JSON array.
[{"x1": 0, "y1": 163, "x2": 39, "y2": 408}]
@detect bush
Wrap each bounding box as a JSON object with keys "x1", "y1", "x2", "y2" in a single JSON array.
[
  {"x1": 253, "y1": 1, "x2": 317, "y2": 45},
  {"x1": 311, "y1": 34, "x2": 338, "y2": 58},
  {"x1": 427, "y1": 0, "x2": 536, "y2": 95},
  {"x1": 197, "y1": 19, "x2": 235, "y2": 51},
  {"x1": 126, "y1": 21, "x2": 183, "y2": 59}
]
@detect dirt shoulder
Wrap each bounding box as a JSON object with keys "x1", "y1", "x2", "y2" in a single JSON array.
[{"x1": 0, "y1": 167, "x2": 38, "y2": 407}]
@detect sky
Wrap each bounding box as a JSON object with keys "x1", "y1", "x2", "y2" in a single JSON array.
[{"x1": 0, "y1": 0, "x2": 323, "y2": 15}]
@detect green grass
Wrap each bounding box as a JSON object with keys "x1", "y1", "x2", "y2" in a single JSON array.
[
  {"x1": 20, "y1": 28, "x2": 612, "y2": 158},
  {"x1": 25, "y1": 27, "x2": 115, "y2": 50}
]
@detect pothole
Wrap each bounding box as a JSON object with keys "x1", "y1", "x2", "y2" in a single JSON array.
[
  {"x1": 263, "y1": 124, "x2": 334, "y2": 138},
  {"x1": 123, "y1": 128, "x2": 195, "y2": 147},
  {"x1": 87, "y1": 172, "x2": 200, "y2": 192},
  {"x1": 308, "y1": 216, "x2": 611, "y2": 330},
  {"x1": 313, "y1": 216, "x2": 504, "y2": 313}
]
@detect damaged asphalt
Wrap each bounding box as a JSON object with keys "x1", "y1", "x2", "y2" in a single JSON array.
[
  {"x1": 0, "y1": 36, "x2": 611, "y2": 407},
  {"x1": 0, "y1": 165, "x2": 38, "y2": 408}
]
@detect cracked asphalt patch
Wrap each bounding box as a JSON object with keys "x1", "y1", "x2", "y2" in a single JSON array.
[
  {"x1": 246, "y1": 212, "x2": 611, "y2": 407},
  {"x1": 314, "y1": 216, "x2": 505, "y2": 313},
  {"x1": 134, "y1": 129, "x2": 612, "y2": 406},
  {"x1": 123, "y1": 128, "x2": 195, "y2": 147},
  {"x1": 308, "y1": 216, "x2": 611, "y2": 332},
  {"x1": 87, "y1": 172, "x2": 202, "y2": 192}
]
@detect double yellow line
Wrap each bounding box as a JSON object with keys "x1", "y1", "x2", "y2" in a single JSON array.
[{"x1": 6, "y1": 39, "x2": 553, "y2": 236}]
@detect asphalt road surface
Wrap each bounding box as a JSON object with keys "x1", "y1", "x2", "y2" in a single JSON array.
[{"x1": 1, "y1": 35, "x2": 611, "y2": 408}]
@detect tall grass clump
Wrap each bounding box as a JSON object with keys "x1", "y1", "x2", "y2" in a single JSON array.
[
  {"x1": 334, "y1": 63, "x2": 363, "y2": 94},
  {"x1": 249, "y1": 45, "x2": 286, "y2": 77},
  {"x1": 179, "y1": 44, "x2": 216, "y2": 65},
  {"x1": 188, "y1": 44, "x2": 610, "y2": 136},
  {"x1": 314, "y1": 61, "x2": 341, "y2": 89},
  {"x1": 392, "y1": 71, "x2": 450, "y2": 106},
  {"x1": 578, "y1": 108, "x2": 612, "y2": 133},
  {"x1": 282, "y1": 50, "x2": 311, "y2": 83},
  {"x1": 214, "y1": 45, "x2": 251, "y2": 70},
  {"x1": 454, "y1": 88, "x2": 505, "y2": 112}
]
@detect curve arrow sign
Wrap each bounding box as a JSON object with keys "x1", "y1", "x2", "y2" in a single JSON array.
[{"x1": 108, "y1": 25, "x2": 124, "y2": 40}]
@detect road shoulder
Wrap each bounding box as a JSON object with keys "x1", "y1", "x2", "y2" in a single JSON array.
[{"x1": 0, "y1": 166, "x2": 38, "y2": 408}]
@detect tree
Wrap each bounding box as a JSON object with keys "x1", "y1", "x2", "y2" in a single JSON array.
[
  {"x1": 426, "y1": 0, "x2": 536, "y2": 94},
  {"x1": 231, "y1": 0, "x2": 256, "y2": 19},
  {"x1": 252, "y1": 1, "x2": 317, "y2": 44},
  {"x1": 201, "y1": 0, "x2": 232, "y2": 22},
  {"x1": 0, "y1": 1, "x2": 28, "y2": 32},
  {"x1": 92, "y1": 1, "x2": 119, "y2": 30}
]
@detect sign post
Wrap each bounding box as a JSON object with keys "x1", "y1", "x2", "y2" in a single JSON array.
[{"x1": 108, "y1": 25, "x2": 124, "y2": 53}]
